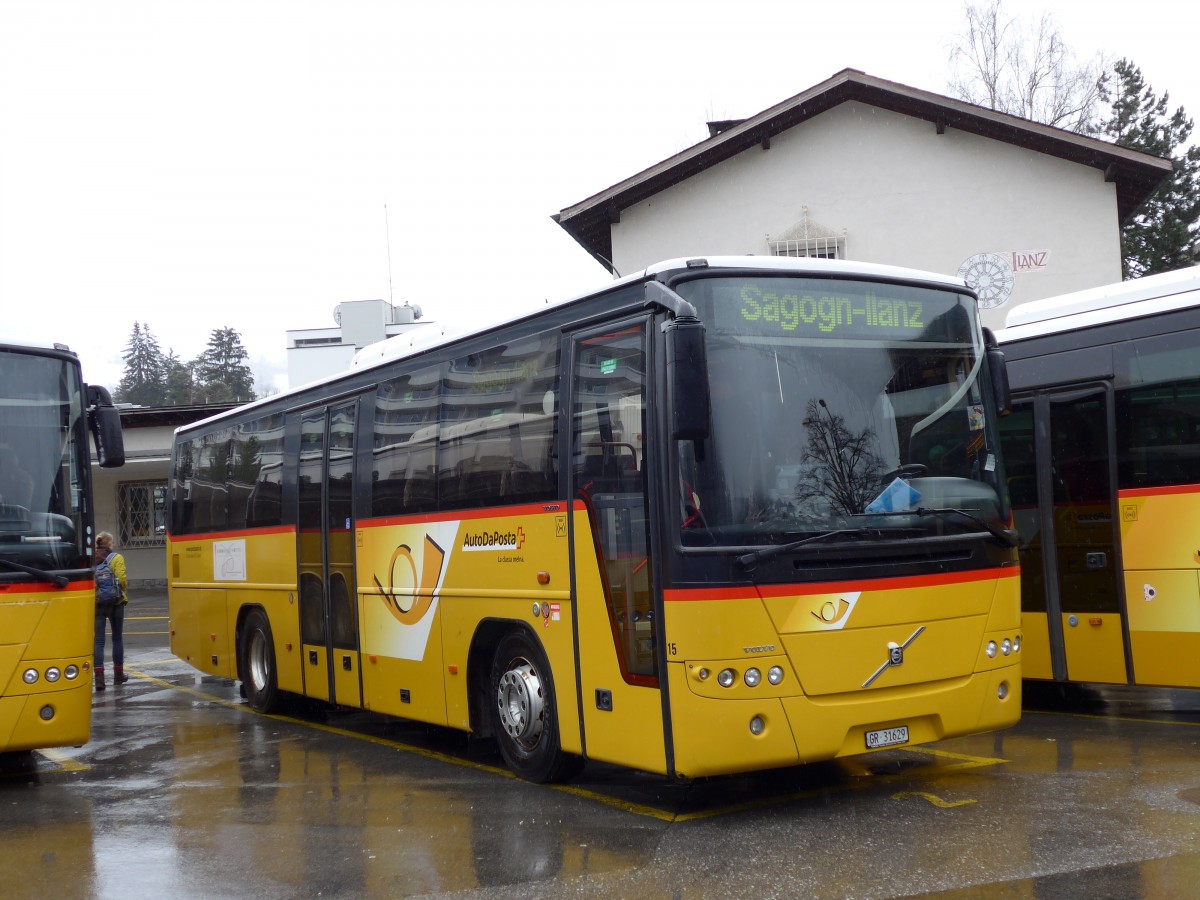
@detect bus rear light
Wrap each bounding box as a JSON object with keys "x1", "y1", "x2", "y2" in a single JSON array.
[
  {"x1": 717, "y1": 669, "x2": 736, "y2": 688},
  {"x1": 767, "y1": 666, "x2": 784, "y2": 685},
  {"x1": 23, "y1": 669, "x2": 39, "y2": 685}
]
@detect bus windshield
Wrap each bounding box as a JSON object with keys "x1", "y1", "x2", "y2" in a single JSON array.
[
  {"x1": 0, "y1": 348, "x2": 91, "y2": 575},
  {"x1": 676, "y1": 275, "x2": 1007, "y2": 547}
]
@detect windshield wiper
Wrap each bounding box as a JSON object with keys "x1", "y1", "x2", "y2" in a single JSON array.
[
  {"x1": 0, "y1": 557, "x2": 70, "y2": 588},
  {"x1": 737, "y1": 528, "x2": 874, "y2": 569},
  {"x1": 854, "y1": 507, "x2": 1018, "y2": 548}
]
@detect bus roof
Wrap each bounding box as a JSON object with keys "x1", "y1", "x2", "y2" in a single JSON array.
[
  {"x1": 180, "y1": 256, "x2": 973, "y2": 436},
  {"x1": 349, "y1": 255, "x2": 972, "y2": 372},
  {"x1": 997, "y1": 265, "x2": 1200, "y2": 343}
]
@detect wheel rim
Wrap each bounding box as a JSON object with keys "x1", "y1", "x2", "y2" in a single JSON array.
[
  {"x1": 248, "y1": 629, "x2": 269, "y2": 693},
  {"x1": 496, "y1": 658, "x2": 544, "y2": 749}
]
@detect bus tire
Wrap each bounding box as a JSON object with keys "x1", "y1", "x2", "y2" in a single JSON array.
[
  {"x1": 240, "y1": 608, "x2": 281, "y2": 713},
  {"x1": 490, "y1": 630, "x2": 576, "y2": 783}
]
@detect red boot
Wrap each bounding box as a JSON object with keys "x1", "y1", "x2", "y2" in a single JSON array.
[
  {"x1": 95, "y1": 668, "x2": 106, "y2": 692},
  {"x1": 114, "y1": 666, "x2": 129, "y2": 685}
]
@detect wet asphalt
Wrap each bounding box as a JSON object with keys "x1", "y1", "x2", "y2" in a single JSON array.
[{"x1": 3, "y1": 588, "x2": 1200, "y2": 899}]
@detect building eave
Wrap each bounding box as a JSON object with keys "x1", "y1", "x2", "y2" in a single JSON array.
[{"x1": 554, "y1": 68, "x2": 1174, "y2": 268}]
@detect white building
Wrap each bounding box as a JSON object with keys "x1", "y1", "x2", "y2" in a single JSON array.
[
  {"x1": 554, "y1": 69, "x2": 1173, "y2": 330},
  {"x1": 286, "y1": 298, "x2": 429, "y2": 388}
]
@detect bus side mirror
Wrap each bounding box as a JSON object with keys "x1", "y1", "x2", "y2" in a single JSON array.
[
  {"x1": 87, "y1": 384, "x2": 126, "y2": 468},
  {"x1": 666, "y1": 319, "x2": 711, "y2": 441},
  {"x1": 983, "y1": 328, "x2": 1012, "y2": 417}
]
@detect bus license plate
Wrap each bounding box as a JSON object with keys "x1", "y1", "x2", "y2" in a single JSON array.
[{"x1": 865, "y1": 726, "x2": 909, "y2": 749}]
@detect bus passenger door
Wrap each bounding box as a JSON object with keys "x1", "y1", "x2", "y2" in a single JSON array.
[
  {"x1": 1000, "y1": 388, "x2": 1129, "y2": 684},
  {"x1": 297, "y1": 403, "x2": 363, "y2": 707},
  {"x1": 569, "y1": 320, "x2": 667, "y2": 774}
]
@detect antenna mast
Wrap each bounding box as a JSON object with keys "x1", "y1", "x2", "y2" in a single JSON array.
[{"x1": 384, "y1": 199, "x2": 395, "y2": 304}]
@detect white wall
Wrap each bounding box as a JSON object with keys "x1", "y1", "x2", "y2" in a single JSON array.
[{"x1": 610, "y1": 102, "x2": 1124, "y2": 331}]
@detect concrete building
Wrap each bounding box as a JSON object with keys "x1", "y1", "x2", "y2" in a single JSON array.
[
  {"x1": 554, "y1": 68, "x2": 1173, "y2": 330},
  {"x1": 286, "y1": 298, "x2": 428, "y2": 388}
]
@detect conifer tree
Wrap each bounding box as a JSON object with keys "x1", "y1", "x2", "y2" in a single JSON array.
[
  {"x1": 1097, "y1": 59, "x2": 1200, "y2": 277},
  {"x1": 115, "y1": 322, "x2": 166, "y2": 406},
  {"x1": 194, "y1": 327, "x2": 256, "y2": 403}
]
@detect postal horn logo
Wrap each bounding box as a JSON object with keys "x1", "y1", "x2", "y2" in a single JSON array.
[
  {"x1": 373, "y1": 534, "x2": 446, "y2": 625},
  {"x1": 461, "y1": 526, "x2": 525, "y2": 552}
]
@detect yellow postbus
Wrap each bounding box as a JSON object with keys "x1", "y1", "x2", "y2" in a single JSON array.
[
  {"x1": 168, "y1": 257, "x2": 1021, "y2": 782},
  {"x1": 0, "y1": 340, "x2": 124, "y2": 756},
  {"x1": 997, "y1": 265, "x2": 1200, "y2": 690}
]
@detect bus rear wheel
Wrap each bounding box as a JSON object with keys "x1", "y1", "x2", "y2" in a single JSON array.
[
  {"x1": 240, "y1": 608, "x2": 281, "y2": 713},
  {"x1": 490, "y1": 631, "x2": 577, "y2": 783}
]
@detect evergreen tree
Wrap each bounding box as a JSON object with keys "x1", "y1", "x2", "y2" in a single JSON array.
[
  {"x1": 115, "y1": 322, "x2": 166, "y2": 406},
  {"x1": 1096, "y1": 59, "x2": 1200, "y2": 278},
  {"x1": 194, "y1": 327, "x2": 256, "y2": 403},
  {"x1": 162, "y1": 349, "x2": 194, "y2": 406}
]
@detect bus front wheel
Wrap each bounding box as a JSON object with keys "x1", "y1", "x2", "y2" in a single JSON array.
[
  {"x1": 490, "y1": 631, "x2": 576, "y2": 783},
  {"x1": 240, "y1": 608, "x2": 281, "y2": 713}
]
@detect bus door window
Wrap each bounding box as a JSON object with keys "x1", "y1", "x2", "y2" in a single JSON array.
[
  {"x1": 297, "y1": 404, "x2": 361, "y2": 704},
  {"x1": 572, "y1": 323, "x2": 656, "y2": 683},
  {"x1": 298, "y1": 414, "x2": 327, "y2": 652},
  {"x1": 328, "y1": 403, "x2": 358, "y2": 653}
]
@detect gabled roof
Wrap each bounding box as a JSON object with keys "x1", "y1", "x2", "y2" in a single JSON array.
[{"x1": 553, "y1": 68, "x2": 1174, "y2": 272}]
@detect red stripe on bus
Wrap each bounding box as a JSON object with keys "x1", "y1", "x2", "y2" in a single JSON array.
[
  {"x1": 1118, "y1": 484, "x2": 1200, "y2": 499},
  {"x1": 360, "y1": 501, "x2": 575, "y2": 528},
  {"x1": 664, "y1": 567, "x2": 1018, "y2": 602},
  {"x1": 0, "y1": 580, "x2": 94, "y2": 594}
]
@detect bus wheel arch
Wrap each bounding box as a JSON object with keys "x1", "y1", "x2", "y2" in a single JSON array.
[
  {"x1": 482, "y1": 624, "x2": 577, "y2": 783},
  {"x1": 237, "y1": 606, "x2": 281, "y2": 714}
]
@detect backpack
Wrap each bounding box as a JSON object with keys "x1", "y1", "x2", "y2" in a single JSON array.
[{"x1": 95, "y1": 555, "x2": 122, "y2": 604}]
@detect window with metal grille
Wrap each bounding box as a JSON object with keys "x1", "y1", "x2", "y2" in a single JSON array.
[
  {"x1": 118, "y1": 481, "x2": 168, "y2": 547},
  {"x1": 770, "y1": 236, "x2": 845, "y2": 259}
]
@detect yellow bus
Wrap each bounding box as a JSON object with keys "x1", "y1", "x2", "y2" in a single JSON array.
[
  {"x1": 168, "y1": 257, "x2": 1021, "y2": 781},
  {"x1": 0, "y1": 340, "x2": 124, "y2": 756},
  {"x1": 997, "y1": 265, "x2": 1200, "y2": 689}
]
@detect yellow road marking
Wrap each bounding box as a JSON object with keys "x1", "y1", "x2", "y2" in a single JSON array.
[
  {"x1": 35, "y1": 747, "x2": 90, "y2": 773},
  {"x1": 1025, "y1": 708, "x2": 1200, "y2": 728},
  {"x1": 137, "y1": 669, "x2": 1008, "y2": 822},
  {"x1": 891, "y1": 790, "x2": 976, "y2": 808}
]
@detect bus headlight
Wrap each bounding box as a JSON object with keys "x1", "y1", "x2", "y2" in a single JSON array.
[
  {"x1": 744, "y1": 668, "x2": 761, "y2": 687},
  {"x1": 1013, "y1": 635, "x2": 1022, "y2": 653},
  {"x1": 1001, "y1": 639, "x2": 1013, "y2": 656},
  {"x1": 45, "y1": 667, "x2": 61, "y2": 683},
  {"x1": 749, "y1": 716, "x2": 765, "y2": 735},
  {"x1": 985, "y1": 641, "x2": 998, "y2": 659},
  {"x1": 998, "y1": 681, "x2": 1010, "y2": 700},
  {"x1": 65, "y1": 665, "x2": 80, "y2": 680},
  {"x1": 23, "y1": 668, "x2": 39, "y2": 685},
  {"x1": 717, "y1": 669, "x2": 736, "y2": 688},
  {"x1": 767, "y1": 666, "x2": 785, "y2": 685}
]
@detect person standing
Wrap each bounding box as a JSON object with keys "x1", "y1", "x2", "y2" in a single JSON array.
[{"x1": 93, "y1": 531, "x2": 129, "y2": 691}]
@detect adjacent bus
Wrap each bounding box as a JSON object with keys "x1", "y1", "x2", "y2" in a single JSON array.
[
  {"x1": 996, "y1": 264, "x2": 1200, "y2": 689},
  {"x1": 0, "y1": 340, "x2": 124, "y2": 755},
  {"x1": 167, "y1": 256, "x2": 1021, "y2": 782}
]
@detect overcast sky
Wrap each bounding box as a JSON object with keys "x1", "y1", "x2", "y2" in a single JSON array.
[{"x1": 2, "y1": 1, "x2": 1195, "y2": 393}]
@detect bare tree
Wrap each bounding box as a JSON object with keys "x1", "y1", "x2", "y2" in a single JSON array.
[{"x1": 948, "y1": 0, "x2": 1107, "y2": 133}]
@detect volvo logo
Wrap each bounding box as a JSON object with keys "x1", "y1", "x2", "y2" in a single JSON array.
[{"x1": 862, "y1": 626, "x2": 926, "y2": 688}]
